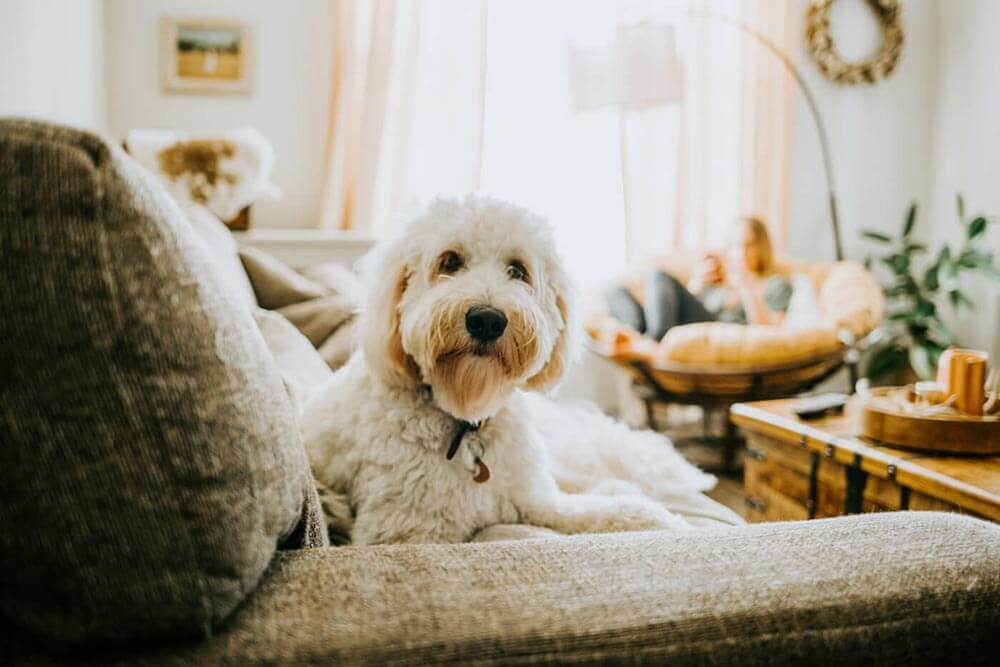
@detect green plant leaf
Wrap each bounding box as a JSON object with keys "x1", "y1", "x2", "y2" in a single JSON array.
[
  {"x1": 939, "y1": 255, "x2": 960, "y2": 292},
  {"x1": 956, "y1": 193, "x2": 965, "y2": 221},
  {"x1": 922, "y1": 263, "x2": 940, "y2": 291},
  {"x1": 949, "y1": 290, "x2": 973, "y2": 309},
  {"x1": 925, "y1": 342, "x2": 947, "y2": 371},
  {"x1": 915, "y1": 299, "x2": 936, "y2": 319},
  {"x1": 968, "y1": 216, "x2": 988, "y2": 239},
  {"x1": 861, "y1": 230, "x2": 892, "y2": 244},
  {"x1": 888, "y1": 312, "x2": 915, "y2": 323},
  {"x1": 884, "y1": 284, "x2": 908, "y2": 298},
  {"x1": 926, "y1": 317, "x2": 955, "y2": 347},
  {"x1": 909, "y1": 345, "x2": 935, "y2": 380},
  {"x1": 881, "y1": 253, "x2": 910, "y2": 276},
  {"x1": 902, "y1": 203, "x2": 917, "y2": 237},
  {"x1": 865, "y1": 344, "x2": 908, "y2": 381},
  {"x1": 904, "y1": 243, "x2": 927, "y2": 255},
  {"x1": 958, "y1": 247, "x2": 991, "y2": 269}
]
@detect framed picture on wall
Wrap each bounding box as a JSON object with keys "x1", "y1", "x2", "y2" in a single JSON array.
[{"x1": 160, "y1": 17, "x2": 252, "y2": 94}]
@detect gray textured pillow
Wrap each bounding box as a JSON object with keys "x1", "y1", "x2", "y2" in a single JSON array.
[{"x1": 0, "y1": 119, "x2": 326, "y2": 645}]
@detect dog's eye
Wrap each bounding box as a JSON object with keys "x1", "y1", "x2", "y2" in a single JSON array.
[
  {"x1": 438, "y1": 250, "x2": 464, "y2": 275},
  {"x1": 506, "y1": 260, "x2": 529, "y2": 283}
]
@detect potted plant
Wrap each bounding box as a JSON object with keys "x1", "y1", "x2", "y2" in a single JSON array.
[{"x1": 861, "y1": 195, "x2": 1000, "y2": 381}]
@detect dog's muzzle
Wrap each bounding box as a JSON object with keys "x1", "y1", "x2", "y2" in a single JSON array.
[{"x1": 465, "y1": 305, "x2": 507, "y2": 343}]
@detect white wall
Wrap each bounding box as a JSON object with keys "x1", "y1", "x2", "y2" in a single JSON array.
[
  {"x1": 786, "y1": 0, "x2": 935, "y2": 262},
  {"x1": 104, "y1": 0, "x2": 331, "y2": 229},
  {"x1": 0, "y1": 0, "x2": 107, "y2": 131},
  {"x1": 925, "y1": 1, "x2": 1000, "y2": 360},
  {"x1": 784, "y1": 0, "x2": 997, "y2": 361}
]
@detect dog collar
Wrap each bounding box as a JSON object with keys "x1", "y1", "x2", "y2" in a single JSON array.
[
  {"x1": 446, "y1": 420, "x2": 479, "y2": 460},
  {"x1": 446, "y1": 419, "x2": 490, "y2": 483}
]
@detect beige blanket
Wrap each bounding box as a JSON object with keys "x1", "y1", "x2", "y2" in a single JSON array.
[{"x1": 239, "y1": 245, "x2": 360, "y2": 370}]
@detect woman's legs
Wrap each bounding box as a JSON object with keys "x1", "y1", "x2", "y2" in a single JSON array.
[
  {"x1": 606, "y1": 272, "x2": 714, "y2": 341},
  {"x1": 606, "y1": 286, "x2": 646, "y2": 335},
  {"x1": 643, "y1": 271, "x2": 713, "y2": 342}
]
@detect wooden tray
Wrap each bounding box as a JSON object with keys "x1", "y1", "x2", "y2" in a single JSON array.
[{"x1": 860, "y1": 387, "x2": 1000, "y2": 455}]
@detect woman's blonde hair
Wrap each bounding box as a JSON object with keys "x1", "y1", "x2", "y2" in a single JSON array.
[{"x1": 741, "y1": 216, "x2": 774, "y2": 275}]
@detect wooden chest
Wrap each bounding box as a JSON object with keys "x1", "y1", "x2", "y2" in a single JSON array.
[{"x1": 731, "y1": 399, "x2": 1000, "y2": 524}]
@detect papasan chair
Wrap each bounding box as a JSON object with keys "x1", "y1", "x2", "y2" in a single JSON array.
[{"x1": 587, "y1": 253, "x2": 884, "y2": 470}]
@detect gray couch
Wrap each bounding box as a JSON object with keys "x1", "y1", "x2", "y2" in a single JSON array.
[{"x1": 1, "y1": 120, "x2": 998, "y2": 665}]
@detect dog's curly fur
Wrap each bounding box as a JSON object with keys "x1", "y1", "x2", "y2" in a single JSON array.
[{"x1": 302, "y1": 196, "x2": 690, "y2": 545}]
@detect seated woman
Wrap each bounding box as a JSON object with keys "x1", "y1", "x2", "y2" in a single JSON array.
[{"x1": 607, "y1": 217, "x2": 793, "y2": 342}]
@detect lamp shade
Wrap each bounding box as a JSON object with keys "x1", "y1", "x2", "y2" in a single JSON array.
[{"x1": 567, "y1": 24, "x2": 683, "y2": 113}]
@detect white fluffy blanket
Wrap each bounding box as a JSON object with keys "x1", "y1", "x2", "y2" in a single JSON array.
[{"x1": 524, "y1": 394, "x2": 743, "y2": 527}]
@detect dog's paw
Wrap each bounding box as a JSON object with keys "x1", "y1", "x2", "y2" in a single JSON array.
[{"x1": 613, "y1": 497, "x2": 688, "y2": 531}]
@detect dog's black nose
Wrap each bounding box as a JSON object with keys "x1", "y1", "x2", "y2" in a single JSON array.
[{"x1": 465, "y1": 306, "x2": 507, "y2": 343}]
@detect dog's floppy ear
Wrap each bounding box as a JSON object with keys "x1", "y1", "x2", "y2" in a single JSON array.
[
  {"x1": 357, "y1": 238, "x2": 421, "y2": 387},
  {"x1": 525, "y1": 257, "x2": 578, "y2": 392}
]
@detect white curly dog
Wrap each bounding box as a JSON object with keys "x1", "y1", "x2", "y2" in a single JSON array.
[{"x1": 302, "y1": 196, "x2": 732, "y2": 545}]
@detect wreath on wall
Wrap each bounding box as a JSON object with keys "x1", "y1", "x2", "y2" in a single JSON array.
[{"x1": 805, "y1": 0, "x2": 904, "y2": 85}]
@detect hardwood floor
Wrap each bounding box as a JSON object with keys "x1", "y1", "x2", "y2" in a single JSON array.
[
  {"x1": 660, "y1": 413, "x2": 747, "y2": 520},
  {"x1": 705, "y1": 475, "x2": 746, "y2": 519}
]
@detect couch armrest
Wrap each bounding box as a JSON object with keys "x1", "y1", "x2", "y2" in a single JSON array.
[{"x1": 26, "y1": 512, "x2": 1000, "y2": 664}]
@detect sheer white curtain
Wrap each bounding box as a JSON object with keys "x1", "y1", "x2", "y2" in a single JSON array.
[
  {"x1": 319, "y1": 0, "x2": 488, "y2": 236},
  {"x1": 319, "y1": 0, "x2": 794, "y2": 284},
  {"x1": 479, "y1": 0, "x2": 627, "y2": 286},
  {"x1": 617, "y1": 0, "x2": 795, "y2": 256}
]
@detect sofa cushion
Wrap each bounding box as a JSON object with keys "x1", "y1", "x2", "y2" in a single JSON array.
[
  {"x1": 660, "y1": 321, "x2": 841, "y2": 366},
  {"x1": 818, "y1": 260, "x2": 885, "y2": 339},
  {"x1": 239, "y1": 242, "x2": 328, "y2": 308},
  {"x1": 0, "y1": 119, "x2": 327, "y2": 645},
  {"x1": 26, "y1": 512, "x2": 997, "y2": 665},
  {"x1": 239, "y1": 244, "x2": 360, "y2": 370}
]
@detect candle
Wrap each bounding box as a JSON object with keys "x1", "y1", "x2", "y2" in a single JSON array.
[{"x1": 937, "y1": 348, "x2": 989, "y2": 416}]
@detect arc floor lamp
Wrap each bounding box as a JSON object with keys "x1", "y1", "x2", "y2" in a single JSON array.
[{"x1": 567, "y1": 12, "x2": 844, "y2": 261}]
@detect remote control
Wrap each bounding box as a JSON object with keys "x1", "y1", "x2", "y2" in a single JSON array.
[{"x1": 792, "y1": 393, "x2": 849, "y2": 420}]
